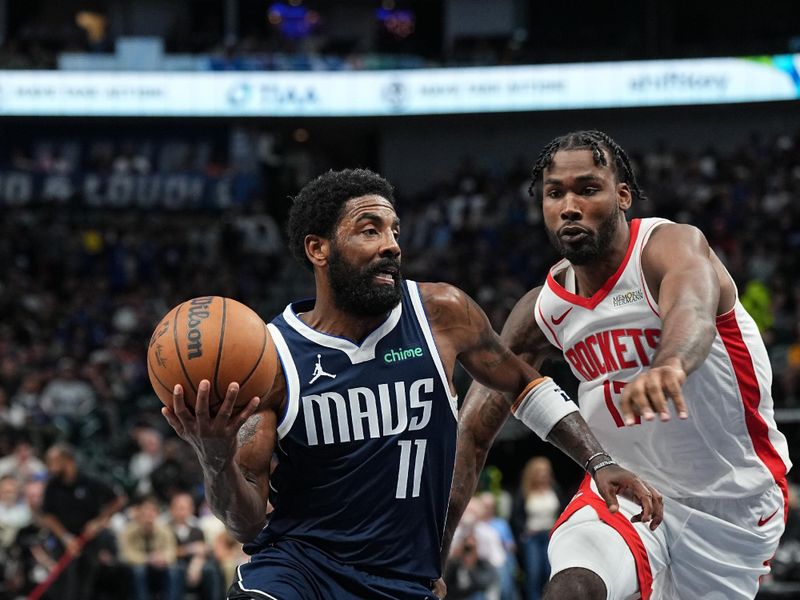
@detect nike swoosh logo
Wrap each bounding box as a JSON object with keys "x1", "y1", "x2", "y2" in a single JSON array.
[
  {"x1": 551, "y1": 308, "x2": 573, "y2": 325},
  {"x1": 758, "y1": 507, "x2": 780, "y2": 527}
]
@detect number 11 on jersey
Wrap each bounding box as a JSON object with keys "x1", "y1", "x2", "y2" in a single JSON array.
[{"x1": 396, "y1": 439, "x2": 427, "y2": 499}]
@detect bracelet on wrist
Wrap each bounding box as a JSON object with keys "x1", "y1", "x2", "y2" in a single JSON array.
[
  {"x1": 589, "y1": 458, "x2": 617, "y2": 478},
  {"x1": 583, "y1": 451, "x2": 609, "y2": 472}
]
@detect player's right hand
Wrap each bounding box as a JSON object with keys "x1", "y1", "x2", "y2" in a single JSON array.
[
  {"x1": 620, "y1": 363, "x2": 688, "y2": 425},
  {"x1": 594, "y1": 464, "x2": 664, "y2": 530},
  {"x1": 161, "y1": 379, "x2": 260, "y2": 474}
]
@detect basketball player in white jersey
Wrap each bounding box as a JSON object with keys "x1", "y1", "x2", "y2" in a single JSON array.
[{"x1": 443, "y1": 131, "x2": 792, "y2": 599}]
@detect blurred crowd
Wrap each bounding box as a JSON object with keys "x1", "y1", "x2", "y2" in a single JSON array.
[{"x1": 0, "y1": 129, "x2": 798, "y2": 598}]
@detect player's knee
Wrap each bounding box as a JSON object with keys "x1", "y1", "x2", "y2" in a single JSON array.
[{"x1": 544, "y1": 567, "x2": 606, "y2": 600}]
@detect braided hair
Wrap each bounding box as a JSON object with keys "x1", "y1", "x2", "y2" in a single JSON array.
[{"x1": 527, "y1": 130, "x2": 647, "y2": 202}]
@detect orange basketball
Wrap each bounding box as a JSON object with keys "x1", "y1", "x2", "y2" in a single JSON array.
[{"x1": 147, "y1": 297, "x2": 278, "y2": 415}]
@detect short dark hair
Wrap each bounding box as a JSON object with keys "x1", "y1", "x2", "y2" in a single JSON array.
[
  {"x1": 528, "y1": 130, "x2": 647, "y2": 202},
  {"x1": 47, "y1": 442, "x2": 76, "y2": 462},
  {"x1": 287, "y1": 169, "x2": 395, "y2": 270}
]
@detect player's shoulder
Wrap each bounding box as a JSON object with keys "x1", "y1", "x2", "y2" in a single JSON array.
[
  {"x1": 498, "y1": 285, "x2": 558, "y2": 362},
  {"x1": 499, "y1": 285, "x2": 547, "y2": 334},
  {"x1": 415, "y1": 281, "x2": 469, "y2": 312},
  {"x1": 646, "y1": 221, "x2": 708, "y2": 249}
]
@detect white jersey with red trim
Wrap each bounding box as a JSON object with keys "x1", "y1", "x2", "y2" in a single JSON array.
[{"x1": 535, "y1": 217, "x2": 791, "y2": 499}]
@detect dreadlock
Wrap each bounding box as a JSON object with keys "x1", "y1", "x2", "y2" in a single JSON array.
[{"x1": 527, "y1": 130, "x2": 647, "y2": 203}]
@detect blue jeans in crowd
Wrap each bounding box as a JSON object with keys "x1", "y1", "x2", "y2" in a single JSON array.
[
  {"x1": 522, "y1": 531, "x2": 550, "y2": 600},
  {"x1": 129, "y1": 564, "x2": 181, "y2": 600}
]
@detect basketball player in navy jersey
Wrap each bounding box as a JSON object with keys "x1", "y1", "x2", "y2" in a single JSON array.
[
  {"x1": 161, "y1": 169, "x2": 661, "y2": 600},
  {"x1": 445, "y1": 132, "x2": 790, "y2": 600}
]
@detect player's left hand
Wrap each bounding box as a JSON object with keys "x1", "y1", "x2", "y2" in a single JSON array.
[
  {"x1": 619, "y1": 363, "x2": 688, "y2": 426},
  {"x1": 594, "y1": 464, "x2": 664, "y2": 530},
  {"x1": 431, "y1": 577, "x2": 447, "y2": 599}
]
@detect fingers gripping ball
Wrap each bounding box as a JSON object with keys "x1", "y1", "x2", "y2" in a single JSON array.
[{"x1": 147, "y1": 297, "x2": 278, "y2": 415}]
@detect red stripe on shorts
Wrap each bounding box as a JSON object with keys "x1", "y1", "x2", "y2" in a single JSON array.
[
  {"x1": 551, "y1": 475, "x2": 653, "y2": 600},
  {"x1": 716, "y1": 309, "x2": 789, "y2": 516}
]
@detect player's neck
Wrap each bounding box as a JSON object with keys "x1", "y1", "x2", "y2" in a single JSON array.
[
  {"x1": 571, "y1": 225, "x2": 631, "y2": 298},
  {"x1": 300, "y1": 289, "x2": 390, "y2": 343}
]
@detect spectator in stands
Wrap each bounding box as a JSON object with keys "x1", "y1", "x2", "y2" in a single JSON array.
[
  {"x1": 167, "y1": 491, "x2": 222, "y2": 600},
  {"x1": 0, "y1": 432, "x2": 46, "y2": 484},
  {"x1": 0, "y1": 386, "x2": 26, "y2": 429},
  {"x1": 119, "y1": 495, "x2": 179, "y2": 600},
  {"x1": 479, "y1": 491, "x2": 518, "y2": 600},
  {"x1": 449, "y1": 496, "x2": 505, "y2": 600},
  {"x1": 40, "y1": 442, "x2": 127, "y2": 600},
  {"x1": 511, "y1": 457, "x2": 563, "y2": 600},
  {"x1": 38, "y1": 357, "x2": 98, "y2": 440},
  {"x1": 0, "y1": 474, "x2": 29, "y2": 543},
  {"x1": 129, "y1": 425, "x2": 164, "y2": 496},
  {"x1": 444, "y1": 530, "x2": 498, "y2": 600},
  {"x1": 149, "y1": 437, "x2": 203, "y2": 504},
  {"x1": 5, "y1": 478, "x2": 50, "y2": 598}
]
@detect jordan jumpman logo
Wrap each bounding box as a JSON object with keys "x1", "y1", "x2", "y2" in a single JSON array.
[{"x1": 309, "y1": 354, "x2": 337, "y2": 384}]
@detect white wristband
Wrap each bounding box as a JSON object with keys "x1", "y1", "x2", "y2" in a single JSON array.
[{"x1": 511, "y1": 377, "x2": 579, "y2": 439}]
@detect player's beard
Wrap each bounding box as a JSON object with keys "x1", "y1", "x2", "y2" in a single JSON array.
[
  {"x1": 327, "y1": 246, "x2": 403, "y2": 317},
  {"x1": 547, "y1": 204, "x2": 621, "y2": 265}
]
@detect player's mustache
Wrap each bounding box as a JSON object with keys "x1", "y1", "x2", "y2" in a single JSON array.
[{"x1": 365, "y1": 258, "x2": 401, "y2": 278}]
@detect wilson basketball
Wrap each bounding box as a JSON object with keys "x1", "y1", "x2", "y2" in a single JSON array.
[{"x1": 147, "y1": 296, "x2": 278, "y2": 414}]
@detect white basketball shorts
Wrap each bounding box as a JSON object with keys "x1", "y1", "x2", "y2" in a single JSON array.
[{"x1": 548, "y1": 475, "x2": 787, "y2": 600}]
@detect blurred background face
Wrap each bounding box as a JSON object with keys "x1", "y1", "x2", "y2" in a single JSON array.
[
  {"x1": 0, "y1": 477, "x2": 19, "y2": 504},
  {"x1": 24, "y1": 480, "x2": 45, "y2": 510},
  {"x1": 45, "y1": 449, "x2": 67, "y2": 479},
  {"x1": 529, "y1": 459, "x2": 552, "y2": 486},
  {"x1": 136, "y1": 500, "x2": 160, "y2": 527},
  {"x1": 137, "y1": 428, "x2": 163, "y2": 455},
  {"x1": 169, "y1": 493, "x2": 194, "y2": 522}
]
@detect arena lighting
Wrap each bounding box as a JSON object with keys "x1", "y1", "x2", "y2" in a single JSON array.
[
  {"x1": 376, "y1": 6, "x2": 416, "y2": 39},
  {"x1": 266, "y1": 2, "x2": 319, "y2": 39},
  {"x1": 0, "y1": 54, "x2": 797, "y2": 117}
]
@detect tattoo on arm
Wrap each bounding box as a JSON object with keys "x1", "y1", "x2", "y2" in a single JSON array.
[
  {"x1": 441, "y1": 391, "x2": 510, "y2": 567},
  {"x1": 238, "y1": 414, "x2": 263, "y2": 448},
  {"x1": 479, "y1": 394, "x2": 510, "y2": 429},
  {"x1": 478, "y1": 330, "x2": 513, "y2": 369}
]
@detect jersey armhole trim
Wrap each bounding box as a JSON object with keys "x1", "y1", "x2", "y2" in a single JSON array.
[
  {"x1": 637, "y1": 218, "x2": 670, "y2": 318},
  {"x1": 535, "y1": 294, "x2": 563, "y2": 350},
  {"x1": 267, "y1": 323, "x2": 300, "y2": 440},
  {"x1": 406, "y1": 281, "x2": 458, "y2": 421},
  {"x1": 234, "y1": 565, "x2": 282, "y2": 600}
]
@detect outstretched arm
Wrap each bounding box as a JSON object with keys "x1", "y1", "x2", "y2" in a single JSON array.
[
  {"x1": 426, "y1": 285, "x2": 662, "y2": 568},
  {"x1": 620, "y1": 223, "x2": 728, "y2": 424}
]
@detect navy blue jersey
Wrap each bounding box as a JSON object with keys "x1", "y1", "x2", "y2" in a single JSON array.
[{"x1": 244, "y1": 280, "x2": 458, "y2": 583}]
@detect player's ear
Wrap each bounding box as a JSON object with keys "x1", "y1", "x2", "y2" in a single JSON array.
[
  {"x1": 305, "y1": 234, "x2": 330, "y2": 268},
  {"x1": 617, "y1": 182, "x2": 632, "y2": 211}
]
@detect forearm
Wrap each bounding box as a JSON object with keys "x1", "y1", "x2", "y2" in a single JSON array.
[
  {"x1": 441, "y1": 388, "x2": 509, "y2": 568},
  {"x1": 441, "y1": 428, "x2": 485, "y2": 568},
  {"x1": 546, "y1": 412, "x2": 607, "y2": 470},
  {"x1": 96, "y1": 496, "x2": 126, "y2": 525},
  {"x1": 40, "y1": 514, "x2": 73, "y2": 542},
  {"x1": 202, "y1": 459, "x2": 268, "y2": 543},
  {"x1": 652, "y1": 302, "x2": 716, "y2": 374}
]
